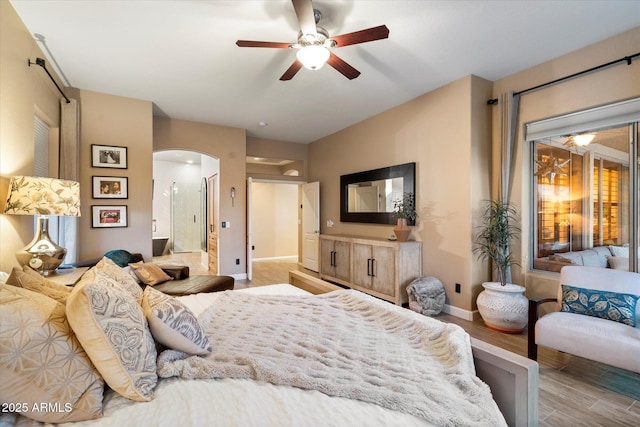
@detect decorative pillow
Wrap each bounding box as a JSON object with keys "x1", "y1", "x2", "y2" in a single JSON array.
[
  {"x1": 93, "y1": 257, "x2": 143, "y2": 302},
  {"x1": 560, "y1": 284, "x2": 639, "y2": 327},
  {"x1": 608, "y1": 245, "x2": 629, "y2": 258},
  {"x1": 129, "y1": 262, "x2": 173, "y2": 286},
  {"x1": 104, "y1": 249, "x2": 136, "y2": 267},
  {"x1": 66, "y1": 279, "x2": 157, "y2": 401},
  {"x1": 608, "y1": 256, "x2": 629, "y2": 271},
  {"x1": 142, "y1": 286, "x2": 212, "y2": 355},
  {"x1": 5, "y1": 266, "x2": 72, "y2": 304},
  {"x1": 123, "y1": 265, "x2": 142, "y2": 283},
  {"x1": 0, "y1": 285, "x2": 104, "y2": 422}
]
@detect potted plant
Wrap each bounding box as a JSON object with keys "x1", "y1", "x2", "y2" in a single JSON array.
[
  {"x1": 473, "y1": 199, "x2": 528, "y2": 333},
  {"x1": 392, "y1": 192, "x2": 417, "y2": 242}
]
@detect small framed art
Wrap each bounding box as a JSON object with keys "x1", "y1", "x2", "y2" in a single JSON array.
[
  {"x1": 92, "y1": 176, "x2": 128, "y2": 199},
  {"x1": 91, "y1": 144, "x2": 128, "y2": 169},
  {"x1": 91, "y1": 205, "x2": 128, "y2": 228}
]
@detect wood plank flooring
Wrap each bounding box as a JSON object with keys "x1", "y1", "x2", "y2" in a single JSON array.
[{"x1": 154, "y1": 254, "x2": 640, "y2": 426}]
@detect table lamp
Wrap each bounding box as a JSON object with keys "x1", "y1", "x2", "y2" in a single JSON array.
[{"x1": 3, "y1": 176, "x2": 80, "y2": 275}]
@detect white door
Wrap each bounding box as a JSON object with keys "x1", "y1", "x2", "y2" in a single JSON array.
[
  {"x1": 246, "y1": 177, "x2": 253, "y2": 280},
  {"x1": 302, "y1": 181, "x2": 320, "y2": 272}
]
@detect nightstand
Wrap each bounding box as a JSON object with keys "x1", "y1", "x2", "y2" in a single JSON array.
[{"x1": 46, "y1": 267, "x2": 89, "y2": 286}]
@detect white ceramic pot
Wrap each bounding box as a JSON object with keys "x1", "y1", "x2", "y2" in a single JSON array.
[{"x1": 476, "y1": 282, "x2": 528, "y2": 333}]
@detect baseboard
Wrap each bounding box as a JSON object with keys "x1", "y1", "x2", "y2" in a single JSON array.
[
  {"x1": 252, "y1": 255, "x2": 298, "y2": 262},
  {"x1": 442, "y1": 304, "x2": 478, "y2": 321}
]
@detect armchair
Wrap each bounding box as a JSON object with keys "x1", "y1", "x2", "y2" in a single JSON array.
[{"x1": 528, "y1": 266, "x2": 640, "y2": 373}]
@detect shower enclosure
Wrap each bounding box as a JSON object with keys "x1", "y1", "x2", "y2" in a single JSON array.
[{"x1": 171, "y1": 181, "x2": 203, "y2": 252}]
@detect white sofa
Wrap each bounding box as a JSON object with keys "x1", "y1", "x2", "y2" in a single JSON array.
[{"x1": 528, "y1": 266, "x2": 640, "y2": 373}]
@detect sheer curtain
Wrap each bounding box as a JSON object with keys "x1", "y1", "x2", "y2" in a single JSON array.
[
  {"x1": 58, "y1": 99, "x2": 80, "y2": 264},
  {"x1": 498, "y1": 91, "x2": 520, "y2": 283}
]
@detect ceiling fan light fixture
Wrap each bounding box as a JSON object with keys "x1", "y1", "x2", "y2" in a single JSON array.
[
  {"x1": 573, "y1": 133, "x2": 596, "y2": 146},
  {"x1": 296, "y1": 45, "x2": 330, "y2": 70}
]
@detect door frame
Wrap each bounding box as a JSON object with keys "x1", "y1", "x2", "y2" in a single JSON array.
[{"x1": 247, "y1": 178, "x2": 308, "y2": 277}]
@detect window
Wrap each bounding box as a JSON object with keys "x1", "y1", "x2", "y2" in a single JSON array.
[{"x1": 527, "y1": 99, "x2": 639, "y2": 273}]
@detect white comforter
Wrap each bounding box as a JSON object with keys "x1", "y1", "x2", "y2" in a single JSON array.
[{"x1": 2, "y1": 285, "x2": 503, "y2": 427}]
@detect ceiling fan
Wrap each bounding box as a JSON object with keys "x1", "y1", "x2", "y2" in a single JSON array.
[{"x1": 236, "y1": 0, "x2": 389, "y2": 81}]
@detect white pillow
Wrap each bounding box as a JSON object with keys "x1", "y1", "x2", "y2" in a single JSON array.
[
  {"x1": 0, "y1": 285, "x2": 103, "y2": 422},
  {"x1": 608, "y1": 245, "x2": 629, "y2": 258},
  {"x1": 142, "y1": 286, "x2": 212, "y2": 355},
  {"x1": 66, "y1": 278, "x2": 157, "y2": 401}
]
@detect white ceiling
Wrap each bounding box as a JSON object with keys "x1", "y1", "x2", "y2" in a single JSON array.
[{"x1": 10, "y1": 0, "x2": 640, "y2": 144}]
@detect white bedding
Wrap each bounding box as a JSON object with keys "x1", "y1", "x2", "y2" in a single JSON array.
[{"x1": 2, "y1": 285, "x2": 503, "y2": 427}]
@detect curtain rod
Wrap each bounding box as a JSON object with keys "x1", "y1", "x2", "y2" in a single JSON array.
[
  {"x1": 487, "y1": 52, "x2": 639, "y2": 105},
  {"x1": 28, "y1": 57, "x2": 70, "y2": 104}
]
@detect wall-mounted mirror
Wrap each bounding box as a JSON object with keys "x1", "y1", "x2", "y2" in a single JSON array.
[{"x1": 340, "y1": 162, "x2": 416, "y2": 225}]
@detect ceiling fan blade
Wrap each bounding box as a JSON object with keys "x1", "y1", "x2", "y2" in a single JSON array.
[
  {"x1": 280, "y1": 60, "x2": 303, "y2": 81},
  {"x1": 327, "y1": 52, "x2": 360, "y2": 80},
  {"x1": 330, "y1": 25, "x2": 390, "y2": 47},
  {"x1": 236, "y1": 40, "x2": 292, "y2": 49},
  {"x1": 292, "y1": 0, "x2": 317, "y2": 35}
]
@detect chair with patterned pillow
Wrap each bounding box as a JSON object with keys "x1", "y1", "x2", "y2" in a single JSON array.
[{"x1": 528, "y1": 266, "x2": 640, "y2": 373}]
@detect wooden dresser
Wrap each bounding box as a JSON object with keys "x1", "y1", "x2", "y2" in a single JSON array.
[{"x1": 319, "y1": 234, "x2": 422, "y2": 305}]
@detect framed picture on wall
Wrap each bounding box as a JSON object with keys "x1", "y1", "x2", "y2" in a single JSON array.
[
  {"x1": 92, "y1": 176, "x2": 128, "y2": 199},
  {"x1": 91, "y1": 205, "x2": 128, "y2": 228},
  {"x1": 91, "y1": 144, "x2": 128, "y2": 169}
]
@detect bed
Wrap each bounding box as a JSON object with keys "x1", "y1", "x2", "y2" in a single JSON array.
[{"x1": 0, "y1": 266, "x2": 538, "y2": 427}]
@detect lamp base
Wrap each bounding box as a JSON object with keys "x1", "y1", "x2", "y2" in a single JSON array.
[{"x1": 15, "y1": 217, "x2": 67, "y2": 276}]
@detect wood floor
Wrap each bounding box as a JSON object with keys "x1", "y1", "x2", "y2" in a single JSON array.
[{"x1": 154, "y1": 254, "x2": 640, "y2": 426}]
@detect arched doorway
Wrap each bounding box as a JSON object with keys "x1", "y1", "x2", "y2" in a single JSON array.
[{"x1": 153, "y1": 150, "x2": 219, "y2": 270}]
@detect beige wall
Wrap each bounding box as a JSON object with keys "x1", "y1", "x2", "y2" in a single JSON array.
[
  {"x1": 0, "y1": 1, "x2": 63, "y2": 272},
  {"x1": 153, "y1": 117, "x2": 247, "y2": 276},
  {"x1": 251, "y1": 182, "x2": 299, "y2": 259},
  {"x1": 309, "y1": 75, "x2": 494, "y2": 313},
  {"x1": 77, "y1": 89, "x2": 154, "y2": 261},
  {"x1": 491, "y1": 27, "x2": 640, "y2": 300},
  {"x1": 246, "y1": 136, "x2": 308, "y2": 180}
]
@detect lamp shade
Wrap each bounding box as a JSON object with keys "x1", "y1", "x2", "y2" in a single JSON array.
[{"x1": 3, "y1": 176, "x2": 80, "y2": 217}]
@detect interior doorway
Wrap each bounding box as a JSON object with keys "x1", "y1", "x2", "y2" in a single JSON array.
[{"x1": 248, "y1": 180, "x2": 301, "y2": 276}]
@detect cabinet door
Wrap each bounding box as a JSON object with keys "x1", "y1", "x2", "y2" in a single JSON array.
[
  {"x1": 320, "y1": 239, "x2": 335, "y2": 277},
  {"x1": 334, "y1": 240, "x2": 350, "y2": 281},
  {"x1": 371, "y1": 245, "x2": 395, "y2": 296},
  {"x1": 352, "y1": 243, "x2": 372, "y2": 287}
]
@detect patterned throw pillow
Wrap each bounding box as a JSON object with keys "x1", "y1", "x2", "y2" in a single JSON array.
[
  {"x1": 5, "y1": 266, "x2": 72, "y2": 304},
  {"x1": 142, "y1": 286, "x2": 212, "y2": 355},
  {"x1": 560, "y1": 284, "x2": 639, "y2": 327},
  {"x1": 0, "y1": 285, "x2": 104, "y2": 423},
  {"x1": 93, "y1": 257, "x2": 143, "y2": 302},
  {"x1": 66, "y1": 279, "x2": 158, "y2": 401},
  {"x1": 129, "y1": 262, "x2": 173, "y2": 286}
]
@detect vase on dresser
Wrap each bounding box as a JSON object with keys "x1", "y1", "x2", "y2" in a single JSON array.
[{"x1": 393, "y1": 218, "x2": 411, "y2": 242}]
